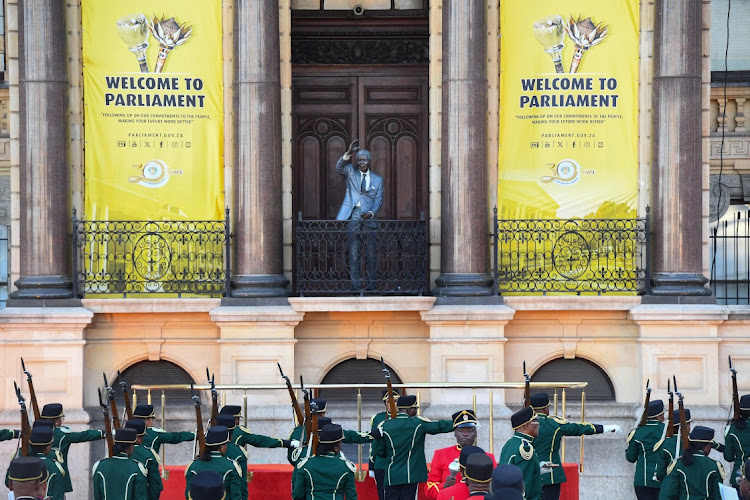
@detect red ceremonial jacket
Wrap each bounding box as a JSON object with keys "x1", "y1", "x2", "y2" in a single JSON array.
[
  {"x1": 436, "y1": 480, "x2": 469, "y2": 500},
  {"x1": 425, "y1": 445, "x2": 496, "y2": 500}
]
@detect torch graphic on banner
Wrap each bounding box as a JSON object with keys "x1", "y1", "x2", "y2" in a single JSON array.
[
  {"x1": 565, "y1": 15, "x2": 609, "y2": 74},
  {"x1": 148, "y1": 15, "x2": 193, "y2": 74},
  {"x1": 116, "y1": 14, "x2": 150, "y2": 73},
  {"x1": 532, "y1": 15, "x2": 566, "y2": 74}
]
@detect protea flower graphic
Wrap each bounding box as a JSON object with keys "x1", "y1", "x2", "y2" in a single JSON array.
[
  {"x1": 564, "y1": 15, "x2": 608, "y2": 74},
  {"x1": 116, "y1": 14, "x2": 150, "y2": 73},
  {"x1": 532, "y1": 15, "x2": 566, "y2": 74},
  {"x1": 148, "y1": 15, "x2": 193, "y2": 74}
]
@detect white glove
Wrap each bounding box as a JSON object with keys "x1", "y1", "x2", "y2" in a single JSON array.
[
  {"x1": 290, "y1": 439, "x2": 301, "y2": 448},
  {"x1": 368, "y1": 471, "x2": 375, "y2": 480},
  {"x1": 603, "y1": 425, "x2": 622, "y2": 434}
]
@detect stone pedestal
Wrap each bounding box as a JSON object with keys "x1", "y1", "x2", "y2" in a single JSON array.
[
  {"x1": 421, "y1": 305, "x2": 514, "y2": 409},
  {"x1": 629, "y1": 304, "x2": 729, "y2": 404},
  {"x1": 210, "y1": 306, "x2": 303, "y2": 407}
]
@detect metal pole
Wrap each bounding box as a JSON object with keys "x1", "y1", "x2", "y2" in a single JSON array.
[
  {"x1": 71, "y1": 208, "x2": 78, "y2": 299},
  {"x1": 357, "y1": 388, "x2": 365, "y2": 482},
  {"x1": 243, "y1": 391, "x2": 248, "y2": 428},
  {"x1": 222, "y1": 392, "x2": 227, "y2": 407},
  {"x1": 580, "y1": 391, "x2": 586, "y2": 473},
  {"x1": 493, "y1": 206, "x2": 499, "y2": 295},
  {"x1": 553, "y1": 391, "x2": 558, "y2": 416},
  {"x1": 416, "y1": 390, "x2": 421, "y2": 415},
  {"x1": 489, "y1": 389, "x2": 494, "y2": 455},
  {"x1": 133, "y1": 391, "x2": 137, "y2": 407},
  {"x1": 472, "y1": 388, "x2": 477, "y2": 415},
  {"x1": 147, "y1": 390, "x2": 152, "y2": 405},
  {"x1": 161, "y1": 391, "x2": 168, "y2": 479},
  {"x1": 561, "y1": 389, "x2": 566, "y2": 462},
  {"x1": 225, "y1": 207, "x2": 231, "y2": 297}
]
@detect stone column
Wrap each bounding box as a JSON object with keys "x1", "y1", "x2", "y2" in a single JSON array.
[
  {"x1": 12, "y1": 0, "x2": 72, "y2": 299},
  {"x1": 649, "y1": 0, "x2": 710, "y2": 298},
  {"x1": 435, "y1": 0, "x2": 493, "y2": 297},
  {"x1": 231, "y1": 0, "x2": 289, "y2": 299}
]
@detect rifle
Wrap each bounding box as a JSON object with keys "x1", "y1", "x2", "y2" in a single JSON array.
[
  {"x1": 301, "y1": 376, "x2": 312, "y2": 447},
  {"x1": 119, "y1": 370, "x2": 134, "y2": 421},
  {"x1": 523, "y1": 361, "x2": 531, "y2": 408},
  {"x1": 638, "y1": 379, "x2": 652, "y2": 427},
  {"x1": 310, "y1": 406, "x2": 320, "y2": 457},
  {"x1": 191, "y1": 384, "x2": 206, "y2": 457},
  {"x1": 665, "y1": 377, "x2": 674, "y2": 438},
  {"x1": 21, "y1": 358, "x2": 41, "y2": 421},
  {"x1": 98, "y1": 388, "x2": 114, "y2": 457},
  {"x1": 13, "y1": 382, "x2": 30, "y2": 457},
  {"x1": 730, "y1": 355, "x2": 741, "y2": 423},
  {"x1": 278, "y1": 362, "x2": 304, "y2": 425},
  {"x1": 675, "y1": 378, "x2": 689, "y2": 453},
  {"x1": 381, "y1": 357, "x2": 397, "y2": 419},
  {"x1": 103, "y1": 373, "x2": 121, "y2": 430},
  {"x1": 207, "y1": 368, "x2": 218, "y2": 427}
]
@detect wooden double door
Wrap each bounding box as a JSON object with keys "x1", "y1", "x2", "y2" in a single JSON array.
[{"x1": 292, "y1": 70, "x2": 429, "y2": 221}]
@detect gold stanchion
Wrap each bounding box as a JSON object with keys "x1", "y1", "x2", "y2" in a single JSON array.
[
  {"x1": 222, "y1": 392, "x2": 226, "y2": 407},
  {"x1": 243, "y1": 391, "x2": 248, "y2": 428},
  {"x1": 580, "y1": 391, "x2": 585, "y2": 473},
  {"x1": 416, "y1": 390, "x2": 421, "y2": 415},
  {"x1": 161, "y1": 391, "x2": 169, "y2": 479},
  {"x1": 133, "y1": 391, "x2": 137, "y2": 407},
  {"x1": 147, "y1": 389, "x2": 152, "y2": 405},
  {"x1": 472, "y1": 388, "x2": 477, "y2": 415},
  {"x1": 561, "y1": 389, "x2": 566, "y2": 463},
  {"x1": 489, "y1": 389, "x2": 494, "y2": 455},
  {"x1": 553, "y1": 390, "x2": 558, "y2": 416},
  {"x1": 355, "y1": 389, "x2": 366, "y2": 482}
]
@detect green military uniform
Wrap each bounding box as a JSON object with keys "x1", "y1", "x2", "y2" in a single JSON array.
[
  {"x1": 626, "y1": 420, "x2": 665, "y2": 488},
  {"x1": 233, "y1": 424, "x2": 287, "y2": 449},
  {"x1": 92, "y1": 452, "x2": 148, "y2": 500},
  {"x1": 659, "y1": 450, "x2": 724, "y2": 500},
  {"x1": 0, "y1": 429, "x2": 18, "y2": 441},
  {"x1": 724, "y1": 419, "x2": 750, "y2": 487},
  {"x1": 535, "y1": 413, "x2": 599, "y2": 487},
  {"x1": 185, "y1": 451, "x2": 244, "y2": 500},
  {"x1": 376, "y1": 413, "x2": 453, "y2": 486},
  {"x1": 653, "y1": 433, "x2": 723, "y2": 482},
  {"x1": 290, "y1": 424, "x2": 371, "y2": 486},
  {"x1": 225, "y1": 441, "x2": 248, "y2": 500},
  {"x1": 35, "y1": 452, "x2": 65, "y2": 500},
  {"x1": 292, "y1": 451, "x2": 358, "y2": 500},
  {"x1": 143, "y1": 426, "x2": 195, "y2": 454},
  {"x1": 369, "y1": 411, "x2": 388, "y2": 471},
  {"x1": 52, "y1": 425, "x2": 105, "y2": 492},
  {"x1": 499, "y1": 431, "x2": 542, "y2": 500},
  {"x1": 131, "y1": 444, "x2": 163, "y2": 500}
]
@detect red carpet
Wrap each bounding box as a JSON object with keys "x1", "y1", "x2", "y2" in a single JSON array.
[{"x1": 162, "y1": 463, "x2": 579, "y2": 499}]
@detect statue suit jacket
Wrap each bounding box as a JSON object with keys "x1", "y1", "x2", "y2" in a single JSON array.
[{"x1": 335, "y1": 155, "x2": 384, "y2": 221}]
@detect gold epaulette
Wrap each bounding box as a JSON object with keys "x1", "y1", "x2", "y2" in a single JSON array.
[
  {"x1": 627, "y1": 429, "x2": 636, "y2": 442},
  {"x1": 296, "y1": 457, "x2": 309, "y2": 469},
  {"x1": 137, "y1": 462, "x2": 148, "y2": 477},
  {"x1": 666, "y1": 459, "x2": 677, "y2": 475},
  {"x1": 551, "y1": 416, "x2": 568, "y2": 425},
  {"x1": 717, "y1": 460, "x2": 726, "y2": 480},
  {"x1": 653, "y1": 437, "x2": 665, "y2": 451},
  {"x1": 416, "y1": 416, "x2": 432, "y2": 422},
  {"x1": 341, "y1": 456, "x2": 357, "y2": 472},
  {"x1": 237, "y1": 425, "x2": 252, "y2": 434}
]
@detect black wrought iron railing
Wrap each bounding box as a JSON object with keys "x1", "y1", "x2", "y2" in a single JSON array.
[
  {"x1": 294, "y1": 213, "x2": 428, "y2": 295},
  {"x1": 493, "y1": 209, "x2": 650, "y2": 294},
  {"x1": 710, "y1": 208, "x2": 750, "y2": 305},
  {"x1": 72, "y1": 209, "x2": 231, "y2": 297}
]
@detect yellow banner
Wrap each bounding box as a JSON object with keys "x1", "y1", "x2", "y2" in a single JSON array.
[
  {"x1": 498, "y1": 0, "x2": 639, "y2": 220},
  {"x1": 83, "y1": 1, "x2": 224, "y2": 221}
]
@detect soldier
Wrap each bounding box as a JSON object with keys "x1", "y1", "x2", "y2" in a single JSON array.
[
  {"x1": 0, "y1": 429, "x2": 20, "y2": 442},
  {"x1": 216, "y1": 412, "x2": 250, "y2": 499},
  {"x1": 659, "y1": 426, "x2": 724, "y2": 500},
  {"x1": 498, "y1": 407, "x2": 543, "y2": 500},
  {"x1": 6, "y1": 456, "x2": 49, "y2": 500},
  {"x1": 426, "y1": 409, "x2": 497, "y2": 499},
  {"x1": 92, "y1": 428, "x2": 148, "y2": 500},
  {"x1": 375, "y1": 394, "x2": 453, "y2": 500},
  {"x1": 134, "y1": 404, "x2": 195, "y2": 455},
  {"x1": 487, "y1": 464, "x2": 525, "y2": 500},
  {"x1": 463, "y1": 453, "x2": 494, "y2": 498},
  {"x1": 287, "y1": 398, "x2": 327, "y2": 467},
  {"x1": 291, "y1": 424, "x2": 357, "y2": 500},
  {"x1": 725, "y1": 394, "x2": 750, "y2": 490},
  {"x1": 38, "y1": 402, "x2": 105, "y2": 495},
  {"x1": 223, "y1": 405, "x2": 296, "y2": 453},
  {"x1": 370, "y1": 390, "x2": 399, "y2": 500},
  {"x1": 124, "y1": 418, "x2": 163, "y2": 500},
  {"x1": 530, "y1": 392, "x2": 621, "y2": 500},
  {"x1": 435, "y1": 445, "x2": 487, "y2": 500},
  {"x1": 185, "y1": 426, "x2": 244, "y2": 500},
  {"x1": 27, "y1": 425, "x2": 65, "y2": 500},
  {"x1": 626, "y1": 400, "x2": 666, "y2": 500},
  {"x1": 189, "y1": 470, "x2": 226, "y2": 500}
]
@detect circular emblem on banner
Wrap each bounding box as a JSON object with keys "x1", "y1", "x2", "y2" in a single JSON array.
[
  {"x1": 540, "y1": 159, "x2": 582, "y2": 185},
  {"x1": 128, "y1": 160, "x2": 171, "y2": 188}
]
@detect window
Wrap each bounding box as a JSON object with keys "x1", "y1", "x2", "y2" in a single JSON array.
[
  {"x1": 112, "y1": 360, "x2": 196, "y2": 408},
  {"x1": 319, "y1": 357, "x2": 403, "y2": 404},
  {"x1": 711, "y1": 0, "x2": 750, "y2": 73},
  {"x1": 710, "y1": 204, "x2": 750, "y2": 304},
  {"x1": 531, "y1": 357, "x2": 615, "y2": 402}
]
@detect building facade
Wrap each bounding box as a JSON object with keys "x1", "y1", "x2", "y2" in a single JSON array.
[{"x1": 0, "y1": 0, "x2": 748, "y2": 499}]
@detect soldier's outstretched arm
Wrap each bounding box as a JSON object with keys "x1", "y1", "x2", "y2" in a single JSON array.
[
  {"x1": 0, "y1": 429, "x2": 19, "y2": 441},
  {"x1": 234, "y1": 427, "x2": 290, "y2": 448},
  {"x1": 422, "y1": 418, "x2": 454, "y2": 435},
  {"x1": 343, "y1": 429, "x2": 374, "y2": 444},
  {"x1": 65, "y1": 428, "x2": 105, "y2": 444},
  {"x1": 157, "y1": 430, "x2": 195, "y2": 446}
]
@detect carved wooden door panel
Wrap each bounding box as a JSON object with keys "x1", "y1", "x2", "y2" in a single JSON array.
[{"x1": 292, "y1": 73, "x2": 428, "y2": 221}]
